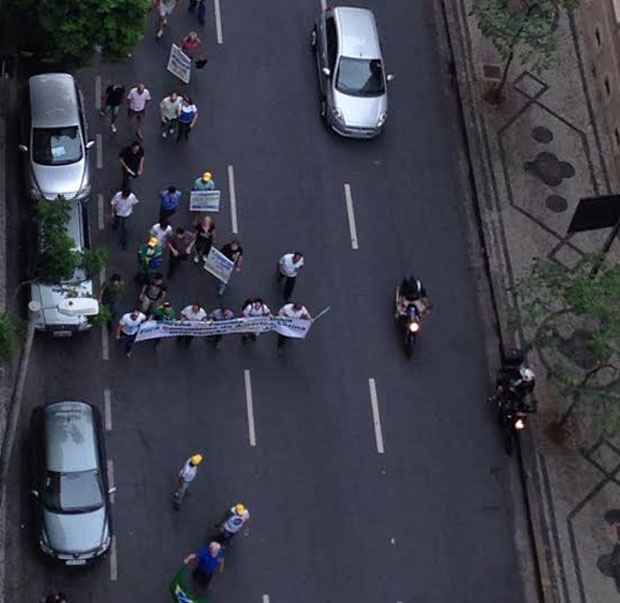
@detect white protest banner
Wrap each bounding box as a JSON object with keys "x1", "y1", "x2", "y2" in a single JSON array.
[
  {"x1": 203, "y1": 247, "x2": 234, "y2": 284},
  {"x1": 190, "y1": 190, "x2": 221, "y2": 212},
  {"x1": 271, "y1": 317, "x2": 312, "y2": 339},
  {"x1": 135, "y1": 317, "x2": 272, "y2": 342},
  {"x1": 167, "y1": 44, "x2": 191, "y2": 84}
]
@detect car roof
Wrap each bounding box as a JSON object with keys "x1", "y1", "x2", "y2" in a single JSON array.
[
  {"x1": 44, "y1": 401, "x2": 99, "y2": 473},
  {"x1": 28, "y1": 73, "x2": 80, "y2": 129},
  {"x1": 333, "y1": 7, "x2": 381, "y2": 60}
]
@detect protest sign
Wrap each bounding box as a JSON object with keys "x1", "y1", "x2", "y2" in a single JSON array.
[
  {"x1": 190, "y1": 190, "x2": 221, "y2": 212},
  {"x1": 203, "y1": 247, "x2": 234, "y2": 284},
  {"x1": 167, "y1": 44, "x2": 191, "y2": 84}
]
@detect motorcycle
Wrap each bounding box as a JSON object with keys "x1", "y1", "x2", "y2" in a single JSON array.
[
  {"x1": 494, "y1": 396, "x2": 533, "y2": 455},
  {"x1": 394, "y1": 286, "x2": 422, "y2": 358}
]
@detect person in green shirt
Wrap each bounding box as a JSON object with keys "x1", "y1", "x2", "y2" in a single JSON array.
[
  {"x1": 151, "y1": 301, "x2": 176, "y2": 349},
  {"x1": 136, "y1": 236, "x2": 163, "y2": 284},
  {"x1": 192, "y1": 171, "x2": 215, "y2": 191}
]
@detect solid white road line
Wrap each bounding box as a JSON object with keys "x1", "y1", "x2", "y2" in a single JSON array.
[
  {"x1": 107, "y1": 459, "x2": 115, "y2": 503},
  {"x1": 109, "y1": 536, "x2": 118, "y2": 581},
  {"x1": 244, "y1": 369, "x2": 256, "y2": 447},
  {"x1": 104, "y1": 388, "x2": 112, "y2": 431},
  {"x1": 213, "y1": 0, "x2": 223, "y2": 44},
  {"x1": 344, "y1": 184, "x2": 359, "y2": 250},
  {"x1": 98, "y1": 193, "x2": 104, "y2": 231},
  {"x1": 228, "y1": 164, "x2": 238, "y2": 234},
  {"x1": 96, "y1": 134, "x2": 103, "y2": 169},
  {"x1": 95, "y1": 76, "x2": 102, "y2": 111},
  {"x1": 368, "y1": 378, "x2": 385, "y2": 454}
]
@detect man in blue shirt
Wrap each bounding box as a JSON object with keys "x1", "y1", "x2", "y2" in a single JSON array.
[
  {"x1": 159, "y1": 185, "x2": 182, "y2": 222},
  {"x1": 184, "y1": 541, "x2": 224, "y2": 589}
]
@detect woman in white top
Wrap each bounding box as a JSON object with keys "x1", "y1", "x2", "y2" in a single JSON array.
[{"x1": 150, "y1": 219, "x2": 173, "y2": 246}]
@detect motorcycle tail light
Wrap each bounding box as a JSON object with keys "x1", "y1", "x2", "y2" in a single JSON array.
[{"x1": 408, "y1": 322, "x2": 420, "y2": 333}]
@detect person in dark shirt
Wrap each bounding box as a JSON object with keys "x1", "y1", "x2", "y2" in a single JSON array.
[
  {"x1": 100, "y1": 83, "x2": 125, "y2": 133},
  {"x1": 217, "y1": 239, "x2": 243, "y2": 296},
  {"x1": 119, "y1": 141, "x2": 144, "y2": 189}
]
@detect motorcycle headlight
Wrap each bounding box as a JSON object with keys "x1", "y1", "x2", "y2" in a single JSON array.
[
  {"x1": 377, "y1": 112, "x2": 387, "y2": 127},
  {"x1": 514, "y1": 418, "x2": 525, "y2": 430},
  {"x1": 408, "y1": 321, "x2": 420, "y2": 333}
]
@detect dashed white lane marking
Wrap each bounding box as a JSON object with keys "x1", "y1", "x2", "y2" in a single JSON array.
[
  {"x1": 244, "y1": 369, "x2": 256, "y2": 447},
  {"x1": 344, "y1": 183, "x2": 359, "y2": 250},
  {"x1": 95, "y1": 76, "x2": 102, "y2": 111},
  {"x1": 109, "y1": 536, "x2": 118, "y2": 581},
  {"x1": 262, "y1": 596, "x2": 270, "y2": 603},
  {"x1": 214, "y1": 0, "x2": 223, "y2": 44},
  {"x1": 107, "y1": 459, "x2": 115, "y2": 503},
  {"x1": 228, "y1": 164, "x2": 238, "y2": 234},
  {"x1": 101, "y1": 326, "x2": 109, "y2": 361},
  {"x1": 368, "y1": 378, "x2": 384, "y2": 454},
  {"x1": 96, "y1": 134, "x2": 103, "y2": 169},
  {"x1": 98, "y1": 193, "x2": 104, "y2": 231},
  {"x1": 104, "y1": 388, "x2": 112, "y2": 431}
]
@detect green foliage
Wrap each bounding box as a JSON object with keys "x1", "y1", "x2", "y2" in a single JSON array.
[
  {"x1": 82, "y1": 248, "x2": 110, "y2": 279},
  {"x1": 0, "y1": 312, "x2": 19, "y2": 362},
  {"x1": 7, "y1": 0, "x2": 151, "y2": 64},
  {"x1": 88, "y1": 303, "x2": 112, "y2": 328}
]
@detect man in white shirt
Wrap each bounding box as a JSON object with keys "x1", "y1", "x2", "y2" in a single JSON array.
[
  {"x1": 173, "y1": 453, "x2": 203, "y2": 509},
  {"x1": 115, "y1": 309, "x2": 146, "y2": 357},
  {"x1": 241, "y1": 298, "x2": 271, "y2": 343},
  {"x1": 150, "y1": 220, "x2": 173, "y2": 246},
  {"x1": 276, "y1": 302, "x2": 311, "y2": 354},
  {"x1": 127, "y1": 83, "x2": 151, "y2": 140},
  {"x1": 159, "y1": 91, "x2": 183, "y2": 138},
  {"x1": 277, "y1": 252, "x2": 304, "y2": 301},
  {"x1": 179, "y1": 303, "x2": 207, "y2": 347},
  {"x1": 217, "y1": 503, "x2": 250, "y2": 543},
  {"x1": 110, "y1": 187, "x2": 139, "y2": 250}
]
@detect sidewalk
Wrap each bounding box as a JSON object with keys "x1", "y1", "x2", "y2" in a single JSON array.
[{"x1": 443, "y1": 2, "x2": 620, "y2": 602}]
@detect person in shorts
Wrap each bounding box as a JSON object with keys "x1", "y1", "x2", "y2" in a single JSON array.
[
  {"x1": 127, "y1": 83, "x2": 151, "y2": 140},
  {"x1": 100, "y1": 83, "x2": 125, "y2": 133},
  {"x1": 154, "y1": 0, "x2": 177, "y2": 39}
]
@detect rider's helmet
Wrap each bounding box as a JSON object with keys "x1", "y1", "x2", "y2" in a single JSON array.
[
  {"x1": 519, "y1": 367, "x2": 535, "y2": 382},
  {"x1": 401, "y1": 275, "x2": 422, "y2": 300}
]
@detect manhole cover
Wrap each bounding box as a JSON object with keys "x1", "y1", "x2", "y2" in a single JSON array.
[
  {"x1": 532, "y1": 126, "x2": 553, "y2": 143},
  {"x1": 546, "y1": 195, "x2": 568, "y2": 213}
]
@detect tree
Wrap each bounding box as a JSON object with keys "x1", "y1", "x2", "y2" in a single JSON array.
[
  {"x1": 7, "y1": 0, "x2": 151, "y2": 65},
  {"x1": 471, "y1": 0, "x2": 579, "y2": 104},
  {"x1": 514, "y1": 255, "x2": 620, "y2": 438}
]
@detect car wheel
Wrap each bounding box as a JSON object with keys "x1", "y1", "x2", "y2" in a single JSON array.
[{"x1": 310, "y1": 27, "x2": 317, "y2": 50}]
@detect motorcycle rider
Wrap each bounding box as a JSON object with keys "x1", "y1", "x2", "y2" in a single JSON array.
[
  {"x1": 396, "y1": 275, "x2": 431, "y2": 319},
  {"x1": 215, "y1": 503, "x2": 250, "y2": 544},
  {"x1": 494, "y1": 362, "x2": 536, "y2": 413}
]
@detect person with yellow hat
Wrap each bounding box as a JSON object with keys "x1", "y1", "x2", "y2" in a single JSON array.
[
  {"x1": 192, "y1": 171, "x2": 216, "y2": 191},
  {"x1": 216, "y1": 503, "x2": 250, "y2": 543},
  {"x1": 136, "y1": 235, "x2": 163, "y2": 284},
  {"x1": 173, "y1": 453, "x2": 204, "y2": 509}
]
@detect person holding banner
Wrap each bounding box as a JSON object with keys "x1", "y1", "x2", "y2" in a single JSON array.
[
  {"x1": 241, "y1": 299, "x2": 272, "y2": 344},
  {"x1": 116, "y1": 309, "x2": 147, "y2": 358},
  {"x1": 208, "y1": 307, "x2": 235, "y2": 349},
  {"x1": 217, "y1": 239, "x2": 244, "y2": 295},
  {"x1": 192, "y1": 171, "x2": 215, "y2": 191},
  {"x1": 276, "y1": 303, "x2": 311, "y2": 354},
  {"x1": 179, "y1": 303, "x2": 208, "y2": 347}
]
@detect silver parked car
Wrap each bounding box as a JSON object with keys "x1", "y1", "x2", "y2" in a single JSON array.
[
  {"x1": 312, "y1": 6, "x2": 393, "y2": 138},
  {"x1": 30, "y1": 401, "x2": 114, "y2": 565},
  {"x1": 19, "y1": 73, "x2": 93, "y2": 201}
]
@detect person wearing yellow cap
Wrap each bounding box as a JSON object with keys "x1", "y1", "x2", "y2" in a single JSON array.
[
  {"x1": 137, "y1": 235, "x2": 164, "y2": 284},
  {"x1": 173, "y1": 453, "x2": 204, "y2": 509},
  {"x1": 216, "y1": 502, "x2": 250, "y2": 543},
  {"x1": 192, "y1": 171, "x2": 216, "y2": 191}
]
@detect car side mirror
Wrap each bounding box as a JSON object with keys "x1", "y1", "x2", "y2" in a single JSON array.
[
  {"x1": 18, "y1": 144, "x2": 28, "y2": 152},
  {"x1": 387, "y1": 74, "x2": 395, "y2": 82},
  {"x1": 31, "y1": 489, "x2": 39, "y2": 498},
  {"x1": 322, "y1": 67, "x2": 331, "y2": 77},
  {"x1": 108, "y1": 486, "x2": 117, "y2": 495},
  {"x1": 86, "y1": 140, "x2": 95, "y2": 150}
]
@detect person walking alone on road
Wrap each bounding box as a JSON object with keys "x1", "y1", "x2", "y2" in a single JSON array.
[
  {"x1": 167, "y1": 226, "x2": 195, "y2": 278},
  {"x1": 127, "y1": 83, "x2": 151, "y2": 140},
  {"x1": 99, "y1": 273, "x2": 125, "y2": 331},
  {"x1": 110, "y1": 187, "x2": 139, "y2": 249},
  {"x1": 177, "y1": 96, "x2": 198, "y2": 142},
  {"x1": 154, "y1": 0, "x2": 177, "y2": 38},
  {"x1": 276, "y1": 302, "x2": 311, "y2": 355},
  {"x1": 208, "y1": 307, "x2": 235, "y2": 349},
  {"x1": 100, "y1": 83, "x2": 125, "y2": 133},
  {"x1": 277, "y1": 252, "x2": 304, "y2": 301},
  {"x1": 119, "y1": 141, "x2": 145, "y2": 189},
  {"x1": 193, "y1": 215, "x2": 215, "y2": 265},
  {"x1": 241, "y1": 298, "x2": 271, "y2": 344},
  {"x1": 192, "y1": 171, "x2": 215, "y2": 191},
  {"x1": 173, "y1": 453, "x2": 203, "y2": 508},
  {"x1": 116, "y1": 309, "x2": 146, "y2": 358},
  {"x1": 216, "y1": 238, "x2": 243, "y2": 296},
  {"x1": 159, "y1": 185, "x2": 182, "y2": 223},
  {"x1": 159, "y1": 91, "x2": 183, "y2": 139},
  {"x1": 179, "y1": 302, "x2": 207, "y2": 347}
]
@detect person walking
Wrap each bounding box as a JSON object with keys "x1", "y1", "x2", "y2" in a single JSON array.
[
  {"x1": 150, "y1": 218, "x2": 173, "y2": 246},
  {"x1": 192, "y1": 171, "x2": 215, "y2": 191},
  {"x1": 159, "y1": 185, "x2": 182, "y2": 223},
  {"x1": 136, "y1": 236, "x2": 164, "y2": 284},
  {"x1": 100, "y1": 83, "x2": 125, "y2": 133},
  {"x1": 152, "y1": 301, "x2": 176, "y2": 349},
  {"x1": 177, "y1": 96, "x2": 198, "y2": 142},
  {"x1": 110, "y1": 187, "x2": 139, "y2": 249},
  {"x1": 159, "y1": 91, "x2": 183, "y2": 139},
  {"x1": 167, "y1": 226, "x2": 195, "y2": 278},
  {"x1": 119, "y1": 141, "x2": 145, "y2": 189},
  {"x1": 99, "y1": 273, "x2": 125, "y2": 331},
  {"x1": 216, "y1": 503, "x2": 250, "y2": 544},
  {"x1": 179, "y1": 302, "x2": 207, "y2": 346},
  {"x1": 138, "y1": 272, "x2": 168, "y2": 316},
  {"x1": 180, "y1": 31, "x2": 202, "y2": 59},
  {"x1": 208, "y1": 307, "x2": 235, "y2": 349},
  {"x1": 241, "y1": 298, "x2": 271, "y2": 344},
  {"x1": 187, "y1": 0, "x2": 207, "y2": 26},
  {"x1": 154, "y1": 0, "x2": 177, "y2": 38},
  {"x1": 193, "y1": 215, "x2": 215, "y2": 265},
  {"x1": 173, "y1": 453, "x2": 203, "y2": 508},
  {"x1": 184, "y1": 542, "x2": 224, "y2": 588},
  {"x1": 127, "y1": 83, "x2": 151, "y2": 140},
  {"x1": 116, "y1": 309, "x2": 146, "y2": 358},
  {"x1": 276, "y1": 302, "x2": 311, "y2": 355},
  {"x1": 216, "y1": 238, "x2": 243, "y2": 296},
  {"x1": 277, "y1": 252, "x2": 304, "y2": 301}
]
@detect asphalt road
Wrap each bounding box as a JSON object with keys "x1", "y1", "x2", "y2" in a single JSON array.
[{"x1": 6, "y1": 1, "x2": 525, "y2": 602}]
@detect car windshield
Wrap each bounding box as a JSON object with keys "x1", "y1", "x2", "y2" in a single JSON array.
[
  {"x1": 32, "y1": 127, "x2": 82, "y2": 166},
  {"x1": 42, "y1": 470, "x2": 103, "y2": 513},
  {"x1": 336, "y1": 57, "x2": 385, "y2": 97}
]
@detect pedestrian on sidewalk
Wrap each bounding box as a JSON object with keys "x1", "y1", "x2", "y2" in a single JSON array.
[
  {"x1": 127, "y1": 83, "x2": 151, "y2": 140},
  {"x1": 216, "y1": 238, "x2": 243, "y2": 296},
  {"x1": 136, "y1": 236, "x2": 164, "y2": 284},
  {"x1": 150, "y1": 218, "x2": 174, "y2": 247},
  {"x1": 276, "y1": 302, "x2": 311, "y2": 355},
  {"x1": 187, "y1": 0, "x2": 206, "y2": 26},
  {"x1": 177, "y1": 96, "x2": 198, "y2": 142},
  {"x1": 277, "y1": 252, "x2": 304, "y2": 301},
  {"x1": 241, "y1": 298, "x2": 271, "y2": 344},
  {"x1": 138, "y1": 272, "x2": 168, "y2": 316},
  {"x1": 173, "y1": 453, "x2": 203, "y2": 508},
  {"x1": 167, "y1": 226, "x2": 196, "y2": 278},
  {"x1": 159, "y1": 91, "x2": 183, "y2": 139},
  {"x1": 100, "y1": 83, "x2": 125, "y2": 133},
  {"x1": 154, "y1": 0, "x2": 177, "y2": 39},
  {"x1": 119, "y1": 141, "x2": 145, "y2": 189},
  {"x1": 99, "y1": 273, "x2": 125, "y2": 331},
  {"x1": 116, "y1": 309, "x2": 146, "y2": 358},
  {"x1": 152, "y1": 300, "x2": 176, "y2": 349},
  {"x1": 184, "y1": 542, "x2": 224, "y2": 588},
  {"x1": 159, "y1": 185, "x2": 182, "y2": 222},
  {"x1": 192, "y1": 171, "x2": 215, "y2": 191},
  {"x1": 208, "y1": 307, "x2": 235, "y2": 349},
  {"x1": 179, "y1": 302, "x2": 207, "y2": 346},
  {"x1": 193, "y1": 215, "x2": 215, "y2": 265},
  {"x1": 110, "y1": 187, "x2": 139, "y2": 249}
]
